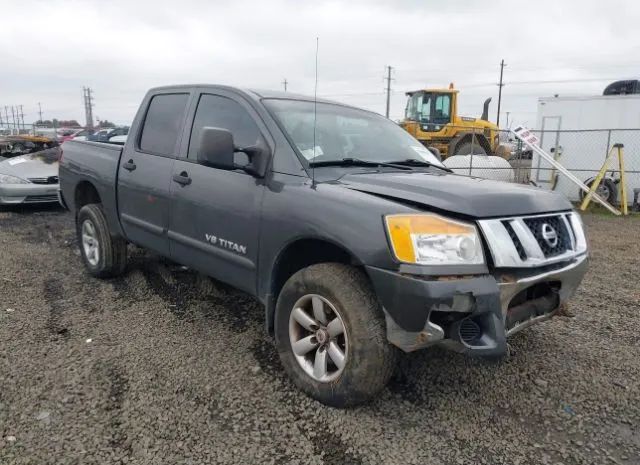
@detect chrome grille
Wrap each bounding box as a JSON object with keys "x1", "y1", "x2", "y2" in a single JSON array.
[
  {"x1": 478, "y1": 212, "x2": 587, "y2": 268},
  {"x1": 523, "y1": 215, "x2": 571, "y2": 258},
  {"x1": 502, "y1": 220, "x2": 527, "y2": 260}
]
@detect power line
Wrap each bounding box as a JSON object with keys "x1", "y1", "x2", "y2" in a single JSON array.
[{"x1": 322, "y1": 75, "x2": 627, "y2": 100}]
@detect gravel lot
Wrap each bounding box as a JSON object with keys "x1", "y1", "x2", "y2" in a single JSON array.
[{"x1": 1, "y1": 206, "x2": 639, "y2": 465}]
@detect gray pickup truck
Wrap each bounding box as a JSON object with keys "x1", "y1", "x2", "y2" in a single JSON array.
[{"x1": 59, "y1": 85, "x2": 588, "y2": 407}]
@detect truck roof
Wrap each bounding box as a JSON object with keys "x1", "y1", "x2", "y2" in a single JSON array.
[
  {"x1": 405, "y1": 88, "x2": 460, "y2": 96},
  {"x1": 147, "y1": 84, "x2": 344, "y2": 106}
]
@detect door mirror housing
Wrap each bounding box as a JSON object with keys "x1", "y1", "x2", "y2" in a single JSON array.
[
  {"x1": 197, "y1": 127, "x2": 269, "y2": 178},
  {"x1": 197, "y1": 127, "x2": 235, "y2": 170}
]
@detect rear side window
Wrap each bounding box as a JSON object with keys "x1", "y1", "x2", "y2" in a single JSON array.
[
  {"x1": 188, "y1": 94, "x2": 261, "y2": 159},
  {"x1": 139, "y1": 93, "x2": 189, "y2": 156}
]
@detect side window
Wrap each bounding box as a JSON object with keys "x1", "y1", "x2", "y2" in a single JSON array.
[
  {"x1": 188, "y1": 94, "x2": 261, "y2": 160},
  {"x1": 418, "y1": 94, "x2": 431, "y2": 123},
  {"x1": 405, "y1": 94, "x2": 417, "y2": 120},
  {"x1": 139, "y1": 93, "x2": 189, "y2": 156}
]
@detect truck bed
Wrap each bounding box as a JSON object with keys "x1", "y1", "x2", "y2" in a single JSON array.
[{"x1": 59, "y1": 140, "x2": 124, "y2": 236}]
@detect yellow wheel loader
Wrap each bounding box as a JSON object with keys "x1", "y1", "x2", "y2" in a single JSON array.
[{"x1": 400, "y1": 85, "x2": 509, "y2": 159}]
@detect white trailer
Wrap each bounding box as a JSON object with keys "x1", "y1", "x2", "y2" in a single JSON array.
[{"x1": 533, "y1": 94, "x2": 640, "y2": 205}]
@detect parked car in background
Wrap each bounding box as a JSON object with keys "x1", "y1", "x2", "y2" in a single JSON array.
[
  {"x1": 0, "y1": 147, "x2": 60, "y2": 204},
  {"x1": 108, "y1": 134, "x2": 127, "y2": 144},
  {"x1": 71, "y1": 129, "x2": 96, "y2": 141},
  {"x1": 86, "y1": 128, "x2": 112, "y2": 142},
  {"x1": 87, "y1": 126, "x2": 129, "y2": 142},
  {"x1": 57, "y1": 128, "x2": 85, "y2": 143}
]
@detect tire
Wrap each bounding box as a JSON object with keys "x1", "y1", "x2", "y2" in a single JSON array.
[
  {"x1": 274, "y1": 263, "x2": 396, "y2": 407},
  {"x1": 76, "y1": 204, "x2": 127, "y2": 278},
  {"x1": 579, "y1": 178, "x2": 618, "y2": 206},
  {"x1": 11, "y1": 142, "x2": 25, "y2": 154},
  {"x1": 454, "y1": 141, "x2": 487, "y2": 156}
]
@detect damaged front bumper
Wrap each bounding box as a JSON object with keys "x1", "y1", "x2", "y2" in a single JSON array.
[{"x1": 366, "y1": 253, "x2": 588, "y2": 357}]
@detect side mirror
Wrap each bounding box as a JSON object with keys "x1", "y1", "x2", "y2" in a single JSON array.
[
  {"x1": 197, "y1": 127, "x2": 235, "y2": 170},
  {"x1": 197, "y1": 126, "x2": 270, "y2": 178}
]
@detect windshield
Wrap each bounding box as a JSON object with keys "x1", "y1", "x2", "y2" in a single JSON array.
[
  {"x1": 264, "y1": 99, "x2": 444, "y2": 167},
  {"x1": 406, "y1": 92, "x2": 452, "y2": 126}
]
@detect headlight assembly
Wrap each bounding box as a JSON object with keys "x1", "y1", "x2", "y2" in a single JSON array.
[
  {"x1": 385, "y1": 213, "x2": 485, "y2": 265},
  {"x1": 0, "y1": 174, "x2": 30, "y2": 184}
]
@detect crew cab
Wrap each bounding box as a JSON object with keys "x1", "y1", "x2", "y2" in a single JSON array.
[{"x1": 59, "y1": 85, "x2": 588, "y2": 407}]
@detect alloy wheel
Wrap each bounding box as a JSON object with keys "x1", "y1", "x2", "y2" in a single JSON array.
[{"x1": 288, "y1": 294, "x2": 348, "y2": 382}]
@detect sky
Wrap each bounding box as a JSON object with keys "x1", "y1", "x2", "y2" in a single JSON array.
[{"x1": 1, "y1": 0, "x2": 639, "y2": 128}]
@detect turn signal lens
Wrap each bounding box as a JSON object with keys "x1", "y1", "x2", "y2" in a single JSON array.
[{"x1": 385, "y1": 214, "x2": 484, "y2": 265}]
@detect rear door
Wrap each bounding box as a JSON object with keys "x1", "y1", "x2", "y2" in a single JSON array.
[
  {"x1": 117, "y1": 92, "x2": 190, "y2": 255},
  {"x1": 168, "y1": 91, "x2": 267, "y2": 294}
]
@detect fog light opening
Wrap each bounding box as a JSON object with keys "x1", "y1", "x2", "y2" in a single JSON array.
[{"x1": 459, "y1": 318, "x2": 482, "y2": 345}]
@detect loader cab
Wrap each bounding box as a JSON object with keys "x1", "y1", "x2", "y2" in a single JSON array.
[{"x1": 405, "y1": 90, "x2": 457, "y2": 131}]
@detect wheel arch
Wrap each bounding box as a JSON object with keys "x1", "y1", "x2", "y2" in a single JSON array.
[
  {"x1": 74, "y1": 180, "x2": 102, "y2": 213},
  {"x1": 450, "y1": 132, "x2": 492, "y2": 155},
  {"x1": 265, "y1": 236, "x2": 363, "y2": 335}
]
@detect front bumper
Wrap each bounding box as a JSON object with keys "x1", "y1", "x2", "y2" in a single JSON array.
[
  {"x1": 0, "y1": 183, "x2": 59, "y2": 204},
  {"x1": 366, "y1": 254, "x2": 588, "y2": 356}
]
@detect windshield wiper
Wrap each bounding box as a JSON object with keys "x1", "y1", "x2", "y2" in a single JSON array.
[
  {"x1": 308, "y1": 158, "x2": 412, "y2": 170},
  {"x1": 384, "y1": 158, "x2": 452, "y2": 173}
]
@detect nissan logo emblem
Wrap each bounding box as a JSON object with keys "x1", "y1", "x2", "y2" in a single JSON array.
[{"x1": 541, "y1": 223, "x2": 558, "y2": 248}]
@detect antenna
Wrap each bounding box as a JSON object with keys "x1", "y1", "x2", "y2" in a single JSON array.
[{"x1": 312, "y1": 37, "x2": 319, "y2": 187}]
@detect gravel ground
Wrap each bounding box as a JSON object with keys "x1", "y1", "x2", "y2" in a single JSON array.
[{"x1": 1, "y1": 205, "x2": 639, "y2": 465}]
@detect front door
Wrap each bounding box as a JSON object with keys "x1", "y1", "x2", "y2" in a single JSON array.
[
  {"x1": 168, "y1": 92, "x2": 266, "y2": 294},
  {"x1": 117, "y1": 92, "x2": 190, "y2": 255}
]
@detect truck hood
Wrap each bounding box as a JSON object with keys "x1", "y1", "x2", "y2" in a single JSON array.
[{"x1": 336, "y1": 171, "x2": 572, "y2": 218}]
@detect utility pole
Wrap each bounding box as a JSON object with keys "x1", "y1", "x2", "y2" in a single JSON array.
[
  {"x1": 505, "y1": 111, "x2": 511, "y2": 128},
  {"x1": 496, "y1": 59, "x2": 506, "y2": 127},
  {"x1": 282, "y1": 78, "x2": 288, "y2": 92},
  {"x1": 384, "y1": 65, "x2": 393, "y2": 118},
  {"x1": 38, "y1": 102, "x2": 43, "y2": 123},
  {"x1": 83, "y1": 87, "x2": 95, "y2": 129},
  {"x1": 10, "y1": 106, "x2": 16, "y2": 132},
  {"x1": 4, "y1": 107, "x2": 8, "y2": 129},
  {"x1": 19, "y1": 105, "x2": 25, "y2": 130}
]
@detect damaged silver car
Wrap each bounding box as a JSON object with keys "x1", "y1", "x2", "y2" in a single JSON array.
[{"x1": 0, "y1": 148, "x2": 60, "y2": 205}]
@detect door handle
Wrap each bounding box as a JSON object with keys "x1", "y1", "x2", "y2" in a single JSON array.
[
  {"x1": 172, "y1": 172, "x2": 192, "y2": 186},
  {"x1": 122, "y1": 160, "x2": 136, "y2": 171}
]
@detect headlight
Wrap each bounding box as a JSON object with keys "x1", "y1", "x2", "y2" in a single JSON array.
[
  {"x1": 385, "y1": 213, "x2": 485, "y2": 265},
  {"x1": 0, "y1": 174, "x2": 30, "y2": 184}
]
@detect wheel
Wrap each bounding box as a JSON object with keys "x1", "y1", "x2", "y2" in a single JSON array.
[
  {"x1": 274, "y1": 263, "x2": 397, "y2": 407},
  {"x1": 76, "y1": 204, "x2": 127, "y2": 278},
  {"x1": 11, "y1": 142, "x2": 25, "y2": 154},
  {"x1": 454, "y1": 141, "x2": 487, "y2": 156},
  {"x1": 579, "y1": 178, "x2": 618, "y2": 205}
]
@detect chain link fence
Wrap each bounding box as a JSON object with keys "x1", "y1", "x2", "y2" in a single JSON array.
[
  {"x1": 0, "y1": 121, "x2": 76, "y2": 137},
  {"x1": 436, "y1": 125, "x2": 640, "y2": 206}
]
